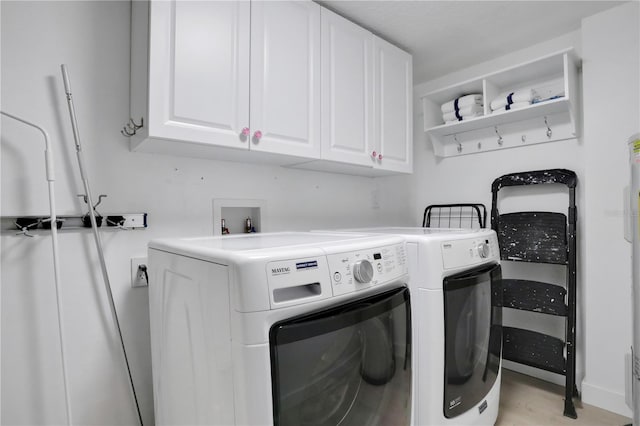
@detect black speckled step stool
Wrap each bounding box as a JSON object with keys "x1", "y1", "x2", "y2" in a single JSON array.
[{"x1": 491, "y1": 168, "x2": 579, "y2": 419}]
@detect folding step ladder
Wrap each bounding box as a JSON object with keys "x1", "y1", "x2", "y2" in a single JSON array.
[{"x1": 491, "y1": 168, "x2": 579, "y2": 418}]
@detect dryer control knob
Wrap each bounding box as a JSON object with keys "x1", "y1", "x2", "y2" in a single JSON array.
[
  {"x1": 353, "y1": 259, "x2": 374, "y2": 283},
  {"x1": 477, "y1": 242, "x2": 490, "y2": 258}
]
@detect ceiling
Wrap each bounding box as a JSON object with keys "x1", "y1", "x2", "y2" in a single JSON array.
[{"x1": 318, "y1": 1, "x2": 627, "y2": 83}]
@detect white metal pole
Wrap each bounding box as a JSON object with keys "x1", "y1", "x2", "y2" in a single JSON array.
[{"x1": 0, "y1": 110, "x2": 72, "y2": 425}]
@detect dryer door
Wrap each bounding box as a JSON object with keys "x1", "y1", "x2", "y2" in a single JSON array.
[
  {"x1": 269, "y1": 286, "x2": 411, "y2": 426},
  {"x1": 443, "y1": 263, "x2": 502, "y2": 419}
]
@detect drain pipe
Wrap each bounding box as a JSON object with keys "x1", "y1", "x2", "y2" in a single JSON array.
[
  {"x1": 0, "y1": 110, "x2": 71, "y2": 425},
  {"x1": 60, "y1": 65, "x2": 143, "y2": 426}
]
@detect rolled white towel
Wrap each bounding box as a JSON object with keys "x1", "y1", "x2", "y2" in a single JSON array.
[
  {"x1": 442, "y1": 104, "x2": 484, "y2": 122},
  {"x1": 490, "y1": 89, "x2": 537, "y2": 110},
  {"x1": 444, "y1": 112, "x2": 483, "y2": 124},
  {"x1": 491, "y1": 101, "x2": 531, "y2": 113},
  {"x1": 441, "y1": 94, "x2": 483, "y2": 113}
]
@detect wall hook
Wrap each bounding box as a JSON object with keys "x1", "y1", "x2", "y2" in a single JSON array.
[
  {"x1": 16, "y1": 228, "x2": 35, "y2": 237},
  {"x1": 494, "y1": 126, "x2": 503, "y2": 146},
  {"x1": 120, "y1": 117, "x2": 144, "y2": 137},
  {"x1": 106, "y1": 215, "x2": 127, "y2": 230},
  {"x1": 77, "y1": 194, "x2": 106, "y2": 227},
  {"x1": 544, "y1": 116, "x2": 552, "y2": 138},
  {"x1": 454, "y1": 135, "x2": 462, "y2": 153},
  {"x1": 14, "y1": 220, "x2": 38, "y2": 237},
  {"x1": 41, "y1": 217, "x2": 65, "y2": 230},
  {"x1": 93, "y1": 194, "x2": 107, "y2": 210},
  {"x1": 77, "y1": 193, "x2": 107, "y2": 210}
]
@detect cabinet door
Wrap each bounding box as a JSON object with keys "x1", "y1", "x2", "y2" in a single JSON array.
[
  {"x1": 373, "y1": 37, "x2": 413, "y2": 173},
  {"x1": 320, "y1": 8, "x2": 374, "y2": 167},
  {"x1": 148, "y1": 1, "x2": 250, "y2": 148},
  {"x1": 250, "y1": 1, "x2": 321, "y2": 159}
]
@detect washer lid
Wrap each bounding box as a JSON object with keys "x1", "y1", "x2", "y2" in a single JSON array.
[
  {"x1": 189, "y1": 232, "x2": 375, "y2": 251},
  {"x1": 321, "y1": 226, "x2": 497, "y2": 245},
  {"x1": 149, "y1": 232, "x2": 401, "y2": 264},
  {"x1": 343, "y1": 227, "x2": 471, "y2": 235}
]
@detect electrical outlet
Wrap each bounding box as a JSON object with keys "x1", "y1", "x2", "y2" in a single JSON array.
[{"x1": 131, "y1": 257, "x2": 148, "y2": 288}]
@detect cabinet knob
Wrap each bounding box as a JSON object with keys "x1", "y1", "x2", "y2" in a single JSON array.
[
  {"x1": 378, "y1": 154, "x2": 383, "y2": 160},
  {"x1": 241, "y1": 127, "x2": 250, "y2": 136},
  {"x1": 371, "y1": 151, "x2": 377, "y2": 158},
  {"x1": 254, "y1": 130, "x2": 263, "y2": 141}
]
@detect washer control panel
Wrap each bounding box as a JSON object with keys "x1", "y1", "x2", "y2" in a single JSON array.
[
  {"x1": 441, "y1": 234, "x2": 499, "y2": 270},
  {"x1": 327, "y1": 243, "x2": 407, "y2": 296}
]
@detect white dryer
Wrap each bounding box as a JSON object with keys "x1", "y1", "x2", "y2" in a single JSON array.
[
  {"x1": 147, "y1": 232, "x2": 412, "y2": 425},
  {"x1": 327, "y1": 227, "x2": 502, "y2": 426}
]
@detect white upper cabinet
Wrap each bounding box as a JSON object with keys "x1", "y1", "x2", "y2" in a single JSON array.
[
  {"x1": 373, "y1": 37, "x2": 413, "y2": 174},
  {"x1": 304, "y1": 10, "x2": 413, "y2": 176},
  {"x1": 132, "y1": 0, "x2": 319, "y2": 162},
  {"x1": 144, "y1": 0, "x2": 250, "y2": 150},
  {"x1": 250, "y1": 1, "x2": 321, "y2": 158},
  {"x1": 130, "y1": 0, "x2": 412, "y2": 175},
  {"x1": 320, "y1": 8, "x2": 374, "y2": 167}
]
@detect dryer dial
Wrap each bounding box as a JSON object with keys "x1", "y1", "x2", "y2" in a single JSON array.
[
  {"x1": 477, "y1": 242, "x2": 490, "y2": 258},
  {"x1": 353, "y1": 259, "x2": 374, "y2": 283}
]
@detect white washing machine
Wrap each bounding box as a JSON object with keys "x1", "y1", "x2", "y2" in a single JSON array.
[
  {"x1": 147, "y1": 232, "x2": 413, "y2": 425},
  {"x1": 324, "y1": 227, "x2": 502, "y2": 426}
]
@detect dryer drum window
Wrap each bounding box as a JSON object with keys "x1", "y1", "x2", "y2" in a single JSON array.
[
  {"x1": 443, "y1": 263, "x2": 503, "y2": 419},
  {"x1": 269, "y1": 287, "x2": 412, "y2": 426}
]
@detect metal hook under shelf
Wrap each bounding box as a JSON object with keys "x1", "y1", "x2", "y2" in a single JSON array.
[
  {"x1": 544, "y1": 116, "x2": 552, "y2": 138},
  {"x1": 120, "y1": 117, "x2": 143, "y2": 137},
  {"x1": 494, "y1": 126, "x2": 503, "y2": 146},
  {"x1": 454, "y1": 134, "x2": 462, "y2": 153}
]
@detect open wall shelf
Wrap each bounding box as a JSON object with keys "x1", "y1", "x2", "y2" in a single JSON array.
[{"x1": 421, "y1": 49, "x2": 580, "y2": 157}]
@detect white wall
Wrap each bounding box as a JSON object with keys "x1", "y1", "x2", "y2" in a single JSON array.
[
  {"x1": 0, "y1": 1, "x2": 413, "y2": 424},
  {"x1": 581, "y1": 1, "x2": 640, "y2": 416},
  {"x1": 3, "y1": 0, "x2": 638, "y2": 423},
  {"x1": 412, "y1": 2, "x2": 639, "y2": 417}
]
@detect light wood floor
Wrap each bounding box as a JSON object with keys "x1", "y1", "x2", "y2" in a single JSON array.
[{"x1": 496, "y1": 369, "x2": 631, "y2": 425}]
